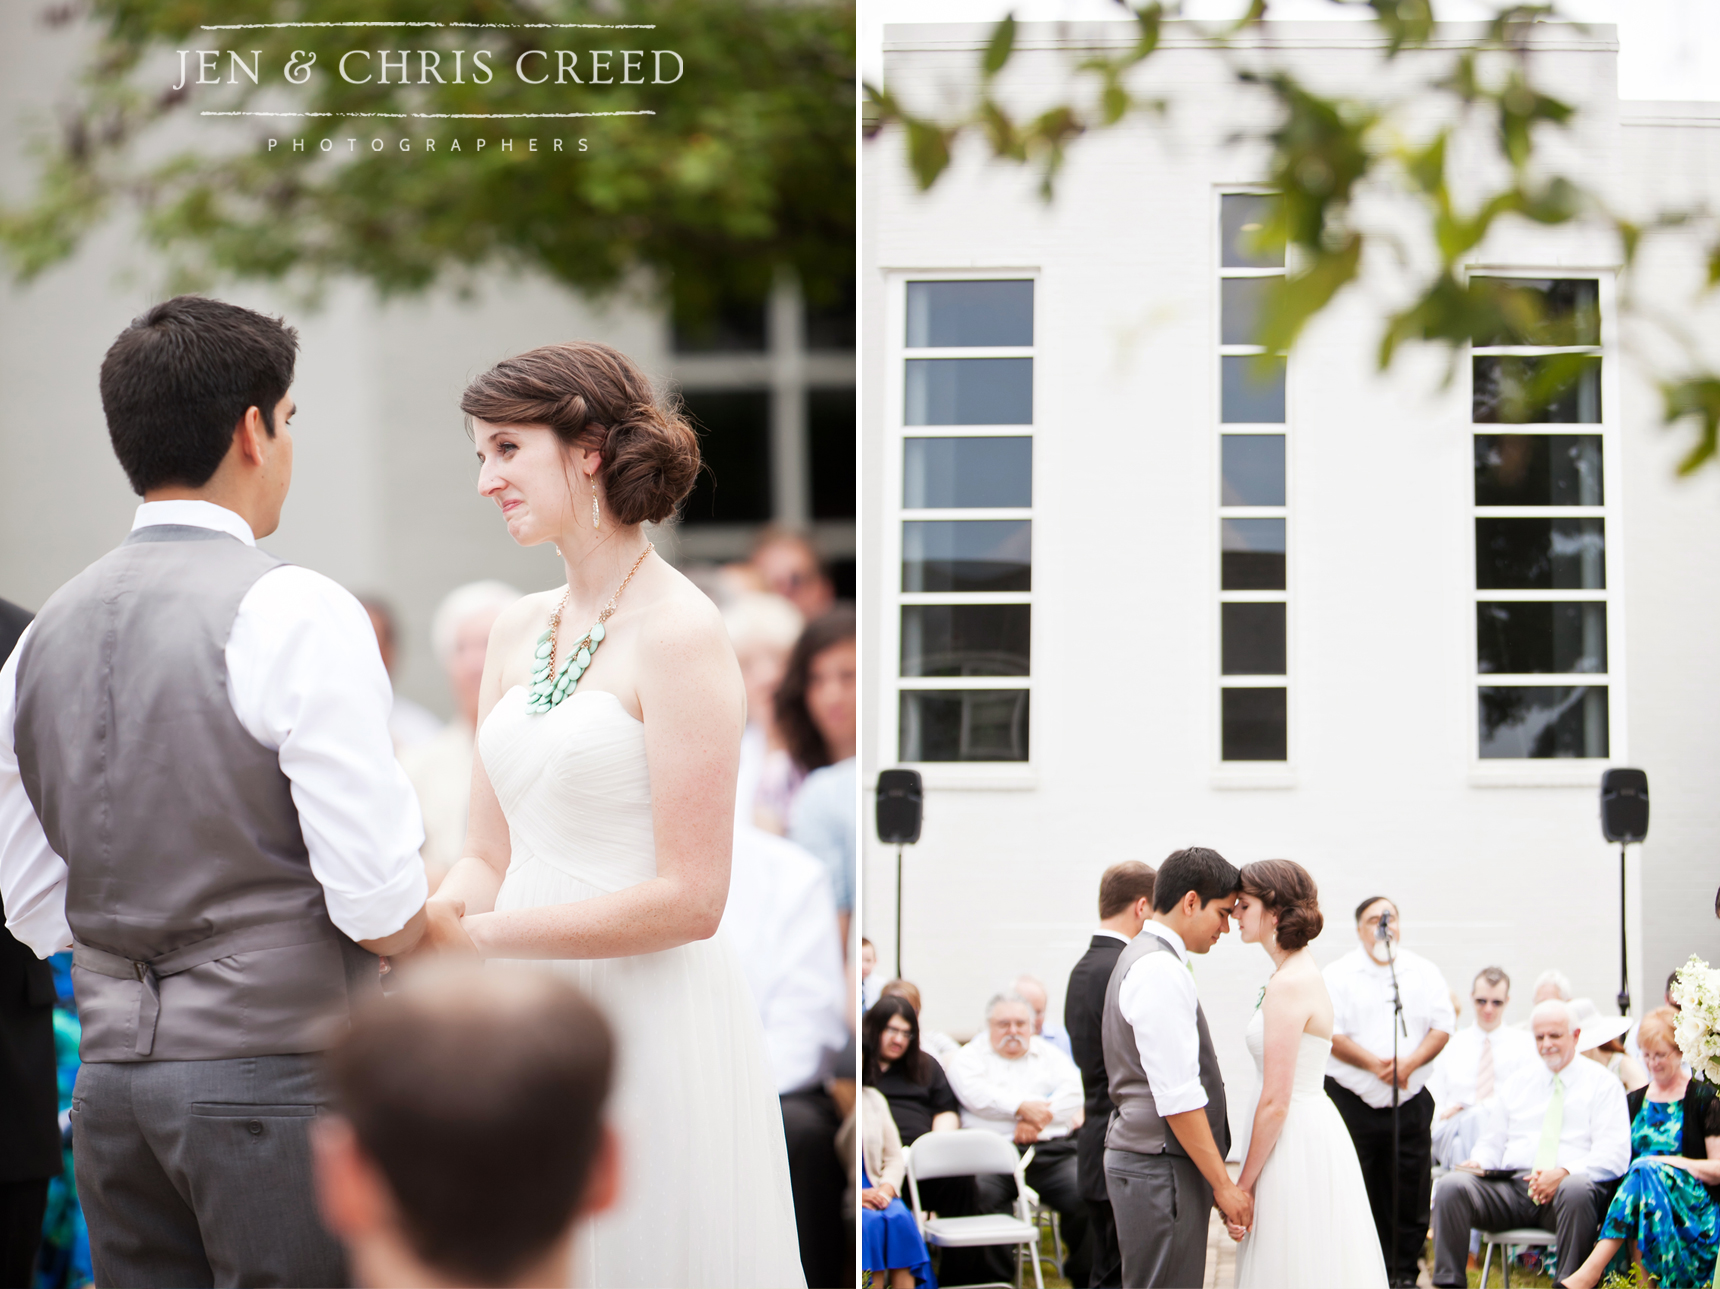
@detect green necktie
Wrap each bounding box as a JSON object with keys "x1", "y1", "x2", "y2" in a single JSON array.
[{"x1": 1533, "y1": 1074, "x2": 1565, "y2": 1172}]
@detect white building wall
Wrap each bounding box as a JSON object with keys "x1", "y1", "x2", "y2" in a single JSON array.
[{"x1": 862, "y1": 21, "x2": 1720, "y2": 1128}]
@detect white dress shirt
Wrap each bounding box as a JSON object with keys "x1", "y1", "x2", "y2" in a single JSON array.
[
  {"x1": 719, "y1": 824, "x2": 849, "y2": 1095},
  {"x1": 0, "y1": 501, "x2": 427, "y2": 954},
  {"x1": 1470, "y1": 1051, "x2": 1631, "y2": 1181},
  {"x1": 1115, "y1": 920, "x2": 1208, "y2": 1118},
  {"x1": 1428, "y1": 1023, "x2": 1539, "y2": 1115},
  {"x1": 947, "y1": 1034, "x2": 1084, "y2": 1141},
  {"x1": 1325, "y1": 945, "x2": 1457, "y2": 1109}
]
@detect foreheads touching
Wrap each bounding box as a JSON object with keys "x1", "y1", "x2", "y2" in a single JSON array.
[{"x1": 1150, "y1": 847, "x2": 1241, "y2": 953}]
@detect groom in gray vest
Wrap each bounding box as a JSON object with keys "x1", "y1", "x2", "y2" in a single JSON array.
[
  {"x1": 1101, "y1": 847, "x2": 1250, "y2": 1288},
  {"x1": 0, "y1": 296, "x2": 434, "y2": 1287}
]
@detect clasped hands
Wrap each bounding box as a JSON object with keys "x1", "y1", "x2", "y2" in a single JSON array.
[
  {"x1": 1013, "y1": 1099, "x2": 1054, "y2": 1146},
  {"x1": 860, "y1": 1182, "x2": 897, "y2": 1212},
  {"x1": 381, "y1": 897, "x2": 478, "y2": 976},
  {"x1": 1456, "y1": 1159, "x2": 1569, "y2": 1205},
  {"x1": 1370, "y1": 1052, "x2": 1417, "y2": 1090},
  {"x1": 1220, "y1": 1182, "x2": 1255, "y2": 1242}
]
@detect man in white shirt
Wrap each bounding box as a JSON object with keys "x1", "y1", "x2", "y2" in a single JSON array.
[
  {"x1": 1014, "y1": 973, "x2": 1075, "y2": 1060},
  {"x1": 948, "y1": 991, "x2": 1091, "y2": 1285},
  {"x1": 1428, "y1": 966, "x2": 1538, "y2": 1169},
  {"x1": 1429, "y1": 998, "x2": 1630, "y2": 1288},
  {"x1": 1324, "y1": 896, "x2": 1456, "y2": 1286},
  {"x1": 0, "y1": 297, "x2": 430, "y2": 1287}
]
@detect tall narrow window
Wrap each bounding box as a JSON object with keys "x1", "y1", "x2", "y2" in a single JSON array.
[
  {"x1": 1472, "y1": 277, "x2": 1609, "y2": 759},
  {"x1": 896, "y1": 279, "x2": 1033, "y2": 763},
  {"x1": 1218, "y1": 194, "x2": 1288, "y2": 761}
]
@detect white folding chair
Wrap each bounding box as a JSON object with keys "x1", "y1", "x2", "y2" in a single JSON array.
[
  {"x1": 1019, "y1": 1145, "x2": 1064, "y2": 1280},
  {"x1": 906, "y1": 1129, "x2": 1045, "y2": 1289},
  {"x1": 1477, "y1": 1227, "x2": 1555, "y2": 1288}
]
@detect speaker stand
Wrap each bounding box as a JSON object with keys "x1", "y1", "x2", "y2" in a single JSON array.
[
  {"x1": 1617, "y1": 842, "x2": 1631, "y2": 1016},
  {"x1": 895, "y1": 843, "x2": 905, "y2": 979}
]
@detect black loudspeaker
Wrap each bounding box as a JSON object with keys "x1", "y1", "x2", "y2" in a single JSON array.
[
  {"x1": 1601, "y1": 768, "x2": 1649, "y2": 844},
  {"x1": 876, "y1": 769, "x2": 923, "y2": 846}
]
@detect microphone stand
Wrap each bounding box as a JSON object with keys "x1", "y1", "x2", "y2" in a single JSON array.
[{"x1": 1382, "y1": 918, "x2": 1408, "y2": 1282}]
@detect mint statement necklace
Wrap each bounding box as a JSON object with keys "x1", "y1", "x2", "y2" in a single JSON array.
[{"x1": 525, "y1": 541, "x2": 653, "y2": 715}]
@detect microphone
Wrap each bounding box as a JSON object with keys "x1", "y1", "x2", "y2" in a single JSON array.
[{"x1": 1375, "y1": 911, "x2": 1393, "y2": 943}]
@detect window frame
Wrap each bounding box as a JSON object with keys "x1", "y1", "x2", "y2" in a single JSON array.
[{"x1": 882, "y1": 269, "x2": 1039, "y2": 788}]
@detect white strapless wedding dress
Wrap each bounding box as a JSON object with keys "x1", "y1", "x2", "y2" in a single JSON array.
[
  {"x1": 482, "y1": 686, "x2": 805, "y2": 1289},
  {"x1": 1234, "y1": 1009, "x2": 1388, "y2": 1289}
]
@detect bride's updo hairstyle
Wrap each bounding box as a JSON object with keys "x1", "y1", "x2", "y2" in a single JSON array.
[
  {"x1": 460, "y1": 341, "x2": 700, "y2": 526},
  {"x1": 1239, "y1": 859, "x2": 1324, "y2": 951}
]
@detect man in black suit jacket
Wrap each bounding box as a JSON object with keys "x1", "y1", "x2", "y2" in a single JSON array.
[
  {"x1": 1063, "y1": 861, "x2": 1157, "y2": 1289},
  {"x1": 0, "y1": 596, "x2": 61, "y2": 1287}
]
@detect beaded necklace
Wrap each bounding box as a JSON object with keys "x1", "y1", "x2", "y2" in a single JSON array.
[{"x1": 525, "y1": 542, "x2": 653, "y2": 715}]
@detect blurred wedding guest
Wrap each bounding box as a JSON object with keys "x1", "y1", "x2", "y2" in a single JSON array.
[
  {"x1": 784, "y1": 608, "x2": 857, "y2": 944},
  {"x1": 1534, "y1": 968, "x2": 1574, "y2": 1004},
  {"x1": 880, "y1": 979, "x2": 962, "y2": 1069},
  {"x1": 0, "y1": 596, "x2": 60, "y2": 1289},
  {"x1": 1571, "y1": 998, "x2": 1649, "y2": 1092},
  {"x1": 1064, "y1": 860, "x2": 1157, "y2": 1289},
  {"x1": 719, "y1": 824, "x2": 851, "y2": 1289},
  {"x1": 721, "y1": 591, "x2": 803, "y2": 828},
  {"x1": 949, "y1": 992, "x2": 1091, "y2": 1287},
  {"x1": 750, "y1": 526, "x2": 835, "y2": 622},
  {"x1": 1013, "y1": 974, "x2": 1073, "y2": 1061},
  {"x1": 858, "y1": 1085, "x2": 936, "y2": 1289},
  {"x1": 1626, "y1": 970, "x2": 1684, "y2": 1064},
  {"x1": 861, "y1": 938, "x2": 881, "y2": 1012},
  {"x1": 1325, "y1": 896, "x2": 1455, "y2": 1286},
  {"x1": 401, "y1": 580, "x2": 522, "y2": 890},
  {"x1": 1555, "y1": 1006, "x2": 1720, "y2": 1289},
  {"x1": 1428, "y1": 967, "x2": 1537, "y2": 1170},
  {"x1": 1429, "y1": 998, "x2": 1629, "y2": 1289},
  {"x1": 315, "y1": 965, "x2": 618, "y2": 1289},
  {"x1": 360, "y1": 595, "x2": 443, "y2": 752}
]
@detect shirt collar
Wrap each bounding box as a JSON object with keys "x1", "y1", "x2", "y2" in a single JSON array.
[
  {"x1": 1094, "y1": 929, "x2": 1131, "y2": 945},
  {"x1": 1138, "y1": 920, "x2": 1191, "y2": 962},
  {"x1": 132, "y1": 500, "x2": 257, "y2": 547}
]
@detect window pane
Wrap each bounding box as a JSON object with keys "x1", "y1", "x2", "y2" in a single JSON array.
[
  {"x1": 906, "y1": 280, "x2": 1034, "y2": 348},
  {"x1": 1478, "y1": 685, "x2": 1608, "y2": 758},
  {"x1": 1221, "y1": 195, "x2": 1283, "y2": 269},
  {"x1": 808, "y1": 387, "x2": 855, "y2": 521},
  {"x1": 1221, "y1": 602, "x2": 1287, "y2": 675},
  {"x1": 905, "y1": 358, "x2": 1032, "y2": 425},
  {"x1": 904, "y1": 437, "x2": 1032, "y2": 509},
  {"x1": 1473, "y1": 356, "x2": 1602, "y2": 424},
  {"x1": 1222, "y1": 687, "x2": 1287, "y2": 760},
  {"x1": 678, "y1": 389, "x2": 772, "y2": 523},
  {"x1": 901, "y1": 689, "x2": 1030, "y2": 762},
  {"x1": 672, "y1": 294, "x2": 768, "y2": 354},
  {"x1": 1477, "y1": 602, "x2": 1607, "y2": 675},
  {"x1": 1474, "y1": 435, "x2": 1603, "y2": 506},
  {"x1": 1221, "y1": 519, "x2": 1286, "y2": 590},
  {"x1": 902, "y1": 520, "x2": 1031, "y2": 593},
  {"x1": 1222, "y1": 355, "x2": 1286, "y2": 423},
  {"x1": 1475, "y1": 518, "x2": 1605, "y2": 590},
  {"x1": 1221, "y1": 435, "x2": 1286, "y2": 505},
  {"x1": 805, "y1": 277, "x2": 856, "y2": 351},
  {"x1": 901, "y1": 605, "x2": 1030, "y2": 677},
  {"x1": 1471, "y1": 277, "x2": 1600, "y2": 347},
  {"x1": 1222, "y1": 276, "x2": 1278, "y2": 346}
]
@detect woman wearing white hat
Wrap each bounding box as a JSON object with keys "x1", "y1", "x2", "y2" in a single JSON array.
[{"x1": 1570, "y1": 998, "x2": 1648, "y2": 1094}]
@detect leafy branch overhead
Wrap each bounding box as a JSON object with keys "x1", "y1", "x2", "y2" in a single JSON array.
[
  {"x1": 1, "y1": 0, "x2": 855, "y2": 321},
  {"x1": 864, "y1": 0, "x2": 1720, "y2": 475}
]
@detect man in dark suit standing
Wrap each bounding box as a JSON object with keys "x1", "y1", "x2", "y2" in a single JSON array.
[
  {"x1": 0, "y1": 596, "x2": 60, "y2": 1288},
  {"x1": 1063, "y1": 860, "x2": 1157, "y2": 1288}
]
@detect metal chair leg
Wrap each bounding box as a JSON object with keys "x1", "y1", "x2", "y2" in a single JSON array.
[
  {"x1": 1502, "y1": 1241, "x2": 1511, "y2": 1289},
  {"x1": 1479, "y1": 1239, "x2": 1494, "y2": 1289},
  {"x1": 1051, "y1": 1210, "x2": 1064, "y2": 1272}
]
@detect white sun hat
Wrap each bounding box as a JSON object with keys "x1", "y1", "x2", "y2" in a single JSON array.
[{"x1": 1569, "y1": 996, "x2": 1633, "y2": 1052}]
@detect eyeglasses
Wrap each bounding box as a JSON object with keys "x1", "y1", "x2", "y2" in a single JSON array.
[{"x1": 882, "y1": 1024, "x2": 913, "y2": 1038}]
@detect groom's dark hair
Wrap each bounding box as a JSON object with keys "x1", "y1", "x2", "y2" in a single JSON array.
[
  {"x1": 1151, "y1": 846, "x2": 1241, "y2": 914},
  {"x1": 99, "y1": 295, "x2": 298, "y2": 495}
]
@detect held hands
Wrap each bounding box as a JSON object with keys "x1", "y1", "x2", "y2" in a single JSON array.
[
  {"x1": 1216, "y1": 1181, "x2": 1253, "y2": 1241},
  {"x1": 420, "y1": 897, "x2": 478, "y2": 957}
]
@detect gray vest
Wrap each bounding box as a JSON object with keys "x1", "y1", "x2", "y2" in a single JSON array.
[
  {"x1": 13, "y1": 526, "x2": 375, "y2": 1063},
  {"x1": 1101, "y1": 930, "x2": 1230, "y2": 1157}
]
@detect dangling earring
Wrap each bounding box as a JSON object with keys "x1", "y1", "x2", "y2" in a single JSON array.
[{"x1": 591, "y1": 479, "x2": 600, "y2": 529}]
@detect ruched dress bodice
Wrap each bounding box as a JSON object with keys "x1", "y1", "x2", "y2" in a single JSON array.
[
  {"x1": 1245, "y1": 1007, "x2": 1335, "y2": 1105},
  {"x1": 480, "y1": 686, "x2": 805, "y2": 1288}
]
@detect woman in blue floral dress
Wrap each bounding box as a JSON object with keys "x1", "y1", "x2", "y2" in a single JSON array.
[{"x1": 1558, "y1": 1007, "x2": 1720, "y2": 1289}]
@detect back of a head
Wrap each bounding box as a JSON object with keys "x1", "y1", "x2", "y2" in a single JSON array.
[
  {"x1": 1238, "y1": 858, "x2": 1324, "y2": 952},
  {"x1": 1098, "y1": 861, "x2": 1157, "y2": 919},
  {"x1": 99, "y1": 295, "x2": 299, "y2": 495},
  {"x1": 880, "y1": 978, "x2": 922, "y2": 1014},
  {"x1": 1151, "y1": 846, "x2": 1240, "y2": 914},
  {"x1": 430, "y1": 581, "x2": 524, "y2": 668},
  {"x1": 326, "y1": 966, "x2": 614, "y2": 1286}
]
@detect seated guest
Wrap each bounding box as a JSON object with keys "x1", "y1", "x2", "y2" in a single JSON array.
[
  {"x1": 1428, "y1": 967, "x2": 1537, "y2": 1170},
  {"x1": 880, "y1": 979, "x2": 962, "y2": 1069},
  {"x1": 1555, "y1": 1007, "x2": 1720, "y2": 1289},
  {"x1": 1429, "y1": 999, "x2": 1630, "y2": 1289},
  {"x1": 1625, "y1": 971, "x2": 1682, "y2": 1064},
  {"x1": 948, "y1": 992, "x2": 1090, "y2": 1287},
  {"x1": 1571, "y1": 998, "x2": 1648, "y2": 1093},
  {"x1": 1013, "y1": 974, "x2": 1073, "y2": 1061},
  {"x1": 862, "y1": 937, "x2": 881, "y2": 1012},
  {"x1": 859, "y1": 1085, "x2": 937, "y2": 1289},
  {"x1": 1535, "y1": 969, "x2": 1574, "y2": 1004},
  {"x1": 314, "y1": 965, "x2": 619, "y2": 1289}
]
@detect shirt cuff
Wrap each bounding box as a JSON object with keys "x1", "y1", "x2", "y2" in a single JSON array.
[
  {"x1": 5, "y1": 898, "x2": 72, "y2": 959},
  {"x1": 1149, "y1": 1077, "x2": 1209, "y2": 1118},
  {"x1": 321, "y1": 854, "x2": 427, "y2": 943}
]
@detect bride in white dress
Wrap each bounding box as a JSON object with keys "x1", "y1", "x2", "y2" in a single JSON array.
[
  {"x1": 421, "y1": 341, "x2": 805, "y2": 1288},
  {"x1": 1230, "y1": 860, "x2": 1387, "y2": 1289}
]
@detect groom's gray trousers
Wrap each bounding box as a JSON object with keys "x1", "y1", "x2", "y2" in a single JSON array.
[
  {"x1": 71, "y1": 1053, "x2": 347, "y2": 1288},
  {"x1": 1429, "y1": 1170, "x2": 1604, "y2": 1288},
  {"x1": 1104, "y1": 1148, "x2": 1211, "y2": 1288}
]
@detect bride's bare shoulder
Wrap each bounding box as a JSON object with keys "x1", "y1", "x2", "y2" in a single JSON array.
[
  {"x1": 489, "y1": 589, "x2": 557, "y2": 654},
  {"x1": 635, "y1": 564, "x2": 737, "y2": 669}
]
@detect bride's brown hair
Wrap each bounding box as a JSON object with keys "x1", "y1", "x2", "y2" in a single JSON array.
[{"x1": 1239, "y1": 859, "x2": 1324, "y2": 952}]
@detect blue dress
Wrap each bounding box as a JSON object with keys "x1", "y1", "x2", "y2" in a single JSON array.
[
  {"x1": 1601, "y1": 1098, "x2": 1720, "y2": 1288},
  {"x1": 860, "y1": 1164, "x2": 937, "y2": 1288}
]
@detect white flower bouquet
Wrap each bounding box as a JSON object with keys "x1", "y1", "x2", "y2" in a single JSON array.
[{"x1": 1671, "y1": 955, "x2": 1720, "y2": 1083}]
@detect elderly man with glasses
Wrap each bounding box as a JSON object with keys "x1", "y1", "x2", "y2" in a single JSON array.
[{"x1": 1428, "y1": 967, "x2": 1539, "y2": 1170}]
